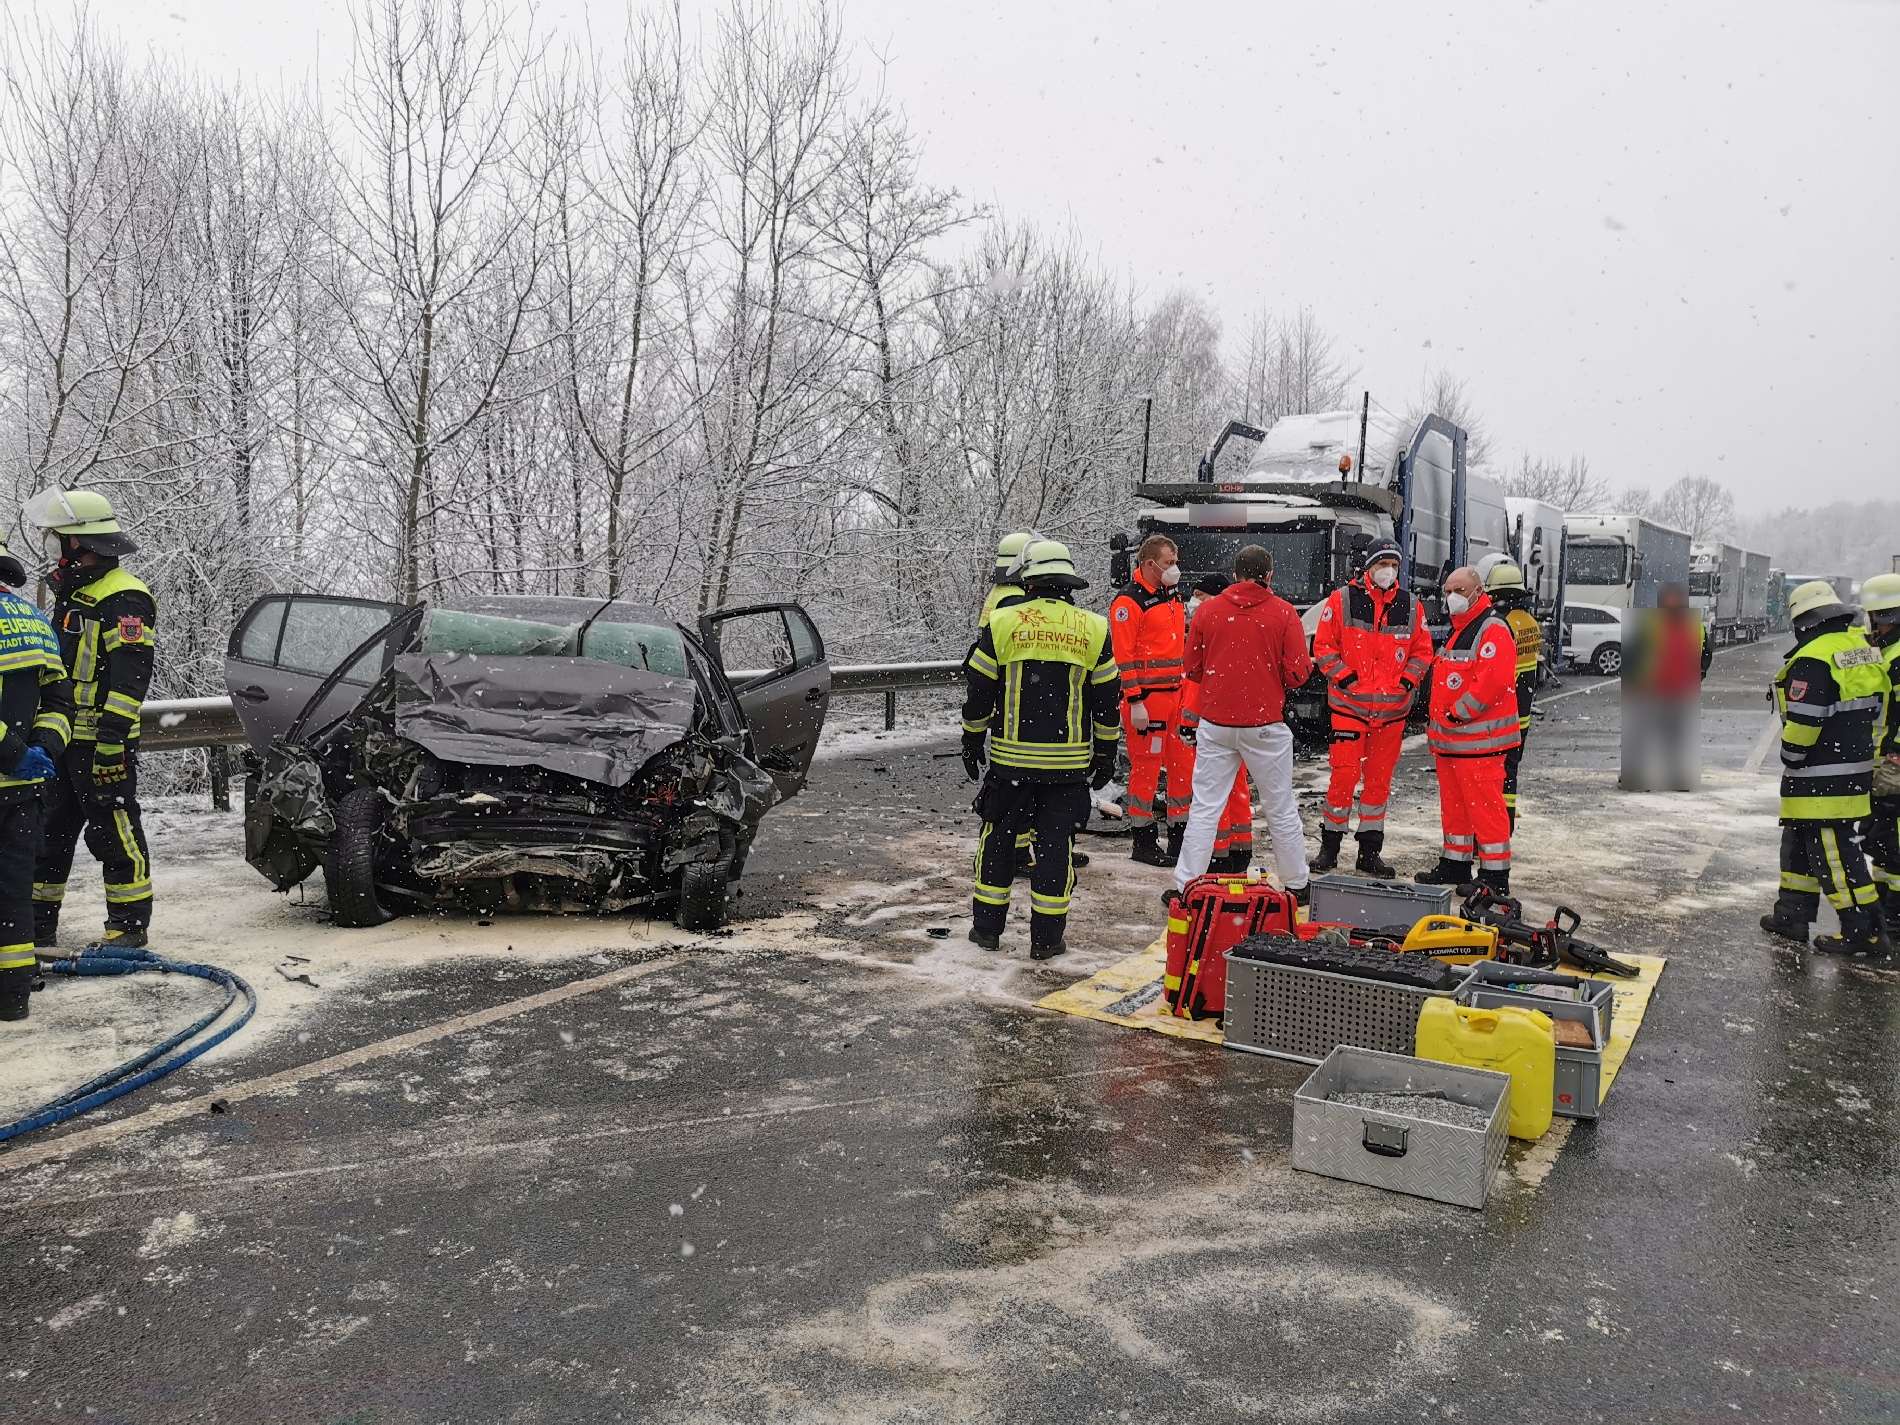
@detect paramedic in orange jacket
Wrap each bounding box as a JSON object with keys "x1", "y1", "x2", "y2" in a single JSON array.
[
  {"x1": 1109, "y1": 537, "x2": 1248, "y2": 867},
  {"x1": 1309, "y1": 538, "x2": 1433, "y2": 878},
  {"x1": 1415, "y1": 566, "x2": 1522, "y2": 896}
]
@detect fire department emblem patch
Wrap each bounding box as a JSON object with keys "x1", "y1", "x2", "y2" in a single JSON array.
[
  {"x1": 118, "y1": 615, "x2": 144, "y2": 643},
  {"x1": 1790, "y1": 680, "x2": 1807, "y2": 700},
  {"x1": 1446, "y1": 672, "x2": 1463, "y2": 690}
]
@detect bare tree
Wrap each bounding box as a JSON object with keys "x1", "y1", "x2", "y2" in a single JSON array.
[
  {"x1": 1503, "y1": 453, "x2": 1609, "y2": 512},
  {"x1": 1405, "y1": 367, "x2": 1492, "y2": 470},
  {"x1": 1230, "y1": 306, "x2": 1354, "y2": 427},
  {"x1": 1653, "y1": 474, "x2": 1736, "y2": 542}
]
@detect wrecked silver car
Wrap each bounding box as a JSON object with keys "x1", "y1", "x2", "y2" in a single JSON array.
[{"x1": 224, "y1": 594, "x2": 830, "y2": 930}]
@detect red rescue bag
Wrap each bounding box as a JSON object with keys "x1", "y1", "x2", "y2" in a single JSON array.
[{"x1": 1164, "y1": 874, "x2": 1301, "y2": 1021}]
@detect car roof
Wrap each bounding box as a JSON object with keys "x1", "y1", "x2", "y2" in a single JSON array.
[{"x1": 440, "y1": 594, "x2": 678, "y2": 629}]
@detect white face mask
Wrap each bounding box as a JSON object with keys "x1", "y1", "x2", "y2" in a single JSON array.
[
  {"x1": 1159, "y1": 564, "x2": 1181, "y2": 587},
  {"x1": 1186, "y1": 597, "x2": 1203, "y2": 617},
  {"x1": 1445, "y1": 591, "x2": 1471, "y2": 616},
  {"x1": 1369, "y1": 565, "x2": 1398, "y2": 590}
]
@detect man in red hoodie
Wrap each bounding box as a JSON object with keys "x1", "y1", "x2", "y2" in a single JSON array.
[
  {"x1": 1416, "y1": 566, "x2": 1522, "y2": 895},
  {"x1": 1170, "y1": 545, "x2": 1315, "y2": 903}
]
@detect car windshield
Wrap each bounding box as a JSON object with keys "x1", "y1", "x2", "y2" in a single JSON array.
[
  {"x1": 1158, "y1": 528, "x2": 1331, "y2": 607},
  {"x1": 1565, "y1": 539, "x2": 1628, "y2": 587},
  {"x1": 421, "y1": 608, "x2": 689, "y2": 677}
]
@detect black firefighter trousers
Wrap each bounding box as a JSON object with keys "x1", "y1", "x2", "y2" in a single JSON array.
[
  {"x1": 1, "y1": 792, "x2": 40, "y2": 998},
  {"x1": 36, "y1": 742, "x2": 153, "y2": 932},
  {"x1": 971, "y1": 776, "x2": 1090, "y2": 951},
  {"x1": 1862, "y1": 796, "x2": 1899, "y2": 919},
  {"x1": 1776, "y1": 820, "x2": 1880, "y2": 934}
]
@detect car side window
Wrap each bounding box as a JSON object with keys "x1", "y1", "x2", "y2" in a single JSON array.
[
  {"x1": 277, "y1": 599, "x2": 397, "y2": 685},
  {"x1": 784, "y1": 607, "x2": 823, "y2": 670},
  {"x1": 712, "y1": 610, "x2": 797, "y2": 683},
  {"x1": 234, "y1": 598, "x2": 288, "y2": 663}
]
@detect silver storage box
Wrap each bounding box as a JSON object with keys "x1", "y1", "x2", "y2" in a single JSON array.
[
  {"x1": 1292, "y1": 1046, "x2": 1511, "y2": 1209},
  {"x1": 1223, "y1": 952, "x2": 1474, "y2": 1065},
  {"x1": 1457, "y1": 963, "x2": 1614, "y2": 1121},
  {"x1": 1309, "y1": 875, "x2": 1454, "y2": 931}
]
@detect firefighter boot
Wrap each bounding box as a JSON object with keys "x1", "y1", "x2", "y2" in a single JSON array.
[
  {"x1": 1310, "y1": 829, "x2": 1343, "y2": 875},
  {"x1": 32, "y1": 901, "x2": 59, "y2": 950},
  {"x1": 0, "y1": 967, "x2": 30, "y2": 1022},
  {"x1": 1758, "y1": 912, "x2": 1810, "y2": 945},
  {"x1": 1130, "y1": 826, "x2": 1177, "y2": 868},
  {"x1": 968, "y1": 927, "x2": 1002, "y2": 952},
  {"x1": 1812, "y1": 907, "x2": 1895, "y2": 959},
  {"x1": 1354, "y1": 830, "x2": 1396, "y2": 880},
  {"x1": 1478, "y1": 868, "x2": 1510, "y2": 897},
  {"x1": 1416, "y1": 859, "x2": 1474, "y2": 888},
  {"x1": 1165, "y1": 824, "x2": 1186, "y2": 866},
  {"x1": 94, "y1": 920, "x2": 149, "y2": 952}
]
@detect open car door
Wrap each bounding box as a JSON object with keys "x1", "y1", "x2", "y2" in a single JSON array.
[
  {"x1": 697, "y1": 603, "x2": 831, "y2": 801},
  {"x1": 224, "y1": 595, "x2": 405, "y2": 750}
]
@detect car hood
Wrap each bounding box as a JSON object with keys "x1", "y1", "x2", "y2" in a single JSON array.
[{"x1": 389, "y1": 651, "x2": 698, "y2": 787}]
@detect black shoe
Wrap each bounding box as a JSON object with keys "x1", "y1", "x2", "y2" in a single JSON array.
[
  {"x1": 1310, "y1": 829, "x2": 1343, "y2": 875},
  {"x1": 968, "y1": 927, "x2": 1001, "y2": 952},
  {"x1": 94, "y1": 924, "x2": 149, "y2": 951},
  {"x1": 1812, "y1": 929, "x2": 1895, "y2": 959},
  {"x1": 1130, "y1": 827, "x2": 1177, "y2": 868},
  {"x1": 1070, "y1": 850, "x2": 1091, "y2": 869},
  {"x1": 1165, "y1": 824, "x2": 1186, "y2": 863},
  {"x1": 1161, "y1": 887, "x2": 1183, "y2": 912},
  {"x1": 1477, "y1": 872, "x2": 1510, "y2": 898},
  {"x1": 1029, "y1": 940, "x2": 1068, "y2": 961},
  {"x1": 1208, "y1": 849, "x2": 1251, "y2": 875},
  {"x1": 0, "y1": 967, "x2": 30, "y2": 1022},
  {"x1": 1415, "y1": 860, "x2": 1471, "y2": 886},
  {"x1": 32, "y1": 904, "x2": 58, "y2": 950},
  {"x1": 1758, "y1": 913, "x2": 1810, "y2": 945},
  {"x1": 1355, "y1": 851, "x2": 1397, "y2": 880},
  {"x1": 1287, "y1": 882, "x2": 1309, "y2": 909}
]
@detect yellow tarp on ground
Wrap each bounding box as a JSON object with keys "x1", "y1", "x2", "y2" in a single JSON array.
[{"x1": 1038, "y1": 938, "x2": 1666, "y2": 1111}]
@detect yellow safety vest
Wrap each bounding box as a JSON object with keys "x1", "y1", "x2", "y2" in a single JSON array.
[
  {"x1": 1775, "y1": 628, "x2": 1889, "y2": 821},
  {"x1": 60, "y1": 565, "x2": 155, "y2": 742},
  {"x1": 984, "y1": 599, "x2": 1114, "y2": 773}
]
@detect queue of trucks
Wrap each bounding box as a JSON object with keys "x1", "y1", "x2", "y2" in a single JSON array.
[{"x1": 1107, "y1": 400, "x2": 1789, "y2": 735}]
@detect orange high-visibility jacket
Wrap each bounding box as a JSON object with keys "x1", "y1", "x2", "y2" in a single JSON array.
[
  {"x1": 1427, "y1": 593, "x2": 1521, "y2": 757},
  {"x1": 1108, "y1": 572, "x2": 1185, "y2": 702},
  {"x1": 1312, "y1": 574, "x2": 1434, "y2": 727}
]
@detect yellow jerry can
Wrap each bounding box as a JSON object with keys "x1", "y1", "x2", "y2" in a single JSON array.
[{"x1": 1414, "y1": 998, "x2": 1555, "y2": 1140}]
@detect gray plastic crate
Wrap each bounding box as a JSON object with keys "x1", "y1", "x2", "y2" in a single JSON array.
[
  {"x1": 1458, "y1": 965, "x2": 1614, "y2": 1120},
  {"x1": 1293, "y1": 1046, "x2": 1511, "y2": 1209},
  {"x1": 1223, "y1": 952, "x2": 1474, "y2": 1065},
  {"x1": 1309, "y1": 875, "x2": 1454, "y2": 932}
]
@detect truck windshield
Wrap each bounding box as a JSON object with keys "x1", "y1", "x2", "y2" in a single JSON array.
[
  {"x1": 1687, "y1": 572, "x2": 1713, "y2": 596},
  {"x1": 1564, "y1": 539, "x2": 1629, "y2": 587},
  {"x1": 1162, "y1": 529, "x2": 1331, "y2": 607}
]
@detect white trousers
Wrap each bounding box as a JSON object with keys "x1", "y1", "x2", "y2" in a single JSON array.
[{"x1": 1173, "y1": 720, "x2": 1309, "y2": 891}]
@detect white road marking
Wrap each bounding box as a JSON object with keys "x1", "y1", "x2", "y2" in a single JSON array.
[
  {"x1": 1, "y1": 954, "x2": 689, "y2": 1174},
  {"x1": 1742, "y1": 713, "x2": 1781, "y2": 775}
]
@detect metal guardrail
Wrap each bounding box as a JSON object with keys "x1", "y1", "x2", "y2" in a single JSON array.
[{"x1": 138, "y1": 659, "x2": 968, "y2": 752}]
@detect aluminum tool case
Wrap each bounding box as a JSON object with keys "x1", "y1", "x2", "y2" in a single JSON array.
[
  {"x1": 1457, "y1": 963, "x2": 1615, "y2": 1120},
  {"x1": 1222, "y1": 952, "x2": 1475, "y2": 1065},
  {"x1": 1308, "y1": 875, "x2": 1454, "y2": 930}
]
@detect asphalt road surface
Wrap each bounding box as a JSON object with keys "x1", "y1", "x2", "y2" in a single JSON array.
[{"x1": 3, "y1": 640, "x2": 1895, "y2": 1424}]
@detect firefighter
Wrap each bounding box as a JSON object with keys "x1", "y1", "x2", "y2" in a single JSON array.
[
  {"x1": 1858, "y1": 573, "x2": 1900, "y2": 931},
  {"x1": 978, "y1": 531, "x2": 1035, "y2": 630},
  {"x1": 1310, "y1": 538, "x2": 1432, "y2": 877},
  {"x1": 961, "y1": 540, "x2": 1120, "y2": 959},
  {"x1": 1416, "y1": 566, "x2": 1520, "y2": 895},
  {"x1": 1481, "y1": 560, "x2": 1543, "y2": 830},
  {"x1": 0, "y1": 531, "x2": 73, "y2": 1018},
  {"x1": 22, "y1": 488, "x2": 157, "y2": 951},
  {"x1": 1759, "y1": 581, "x2": 1892, "y2": 956}
]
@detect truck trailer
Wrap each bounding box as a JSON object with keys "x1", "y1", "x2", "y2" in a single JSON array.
[
  {"x1": 1687, "y1": 542, "x2": 1770, "y2": 644},
  {"x1": 1563, "y1": 515, "x2": 1692, "y2": 610}
]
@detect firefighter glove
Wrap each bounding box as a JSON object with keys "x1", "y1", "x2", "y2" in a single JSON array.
[
  {"x1": 1126, "y1": 698, "x2": 1151, "y2": 731},
  {"x1": 11, "y1": 744, "x2": 55, "y2": 782},
  {"x1": 91, "y1": 742, "x2": 129, "y2": 787},
  {"x1": 961, "y1": 731, "x2": 986, "y2": 783},
  {"x1": 1090, "y1": 747, "x2": 1117, "y2": 789}
]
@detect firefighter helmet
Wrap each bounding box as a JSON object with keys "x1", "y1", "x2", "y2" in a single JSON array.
[
  {"x1": 1016, "y1": 539, "x2": 1088, "y2": 590},
  {"x1": 1859, "y1": 572, "x2": 1900, "y2": 616},
  {"x1": 21, "y1": 487, "x2": 139, "y2": 558},
  {"x1": 1788, "y1": 579, "x2": 1850, "y2": 631},
  {"x1": 1483, "y1": 559, "x2": 1527, "y2": 593},
  {"x1": 0, "y1": 531, "x2": 23, "y2": 588},
  {"x1": 993, "y1": 531, "x2": 1035, "y2": 583}
]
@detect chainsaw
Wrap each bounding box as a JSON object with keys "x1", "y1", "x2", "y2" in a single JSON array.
[{"x1": 1457, "y1": 889, "x2": 1640, "y2": 978}]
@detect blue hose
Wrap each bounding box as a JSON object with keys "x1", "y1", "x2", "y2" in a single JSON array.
[{"x1": 0, "y1": 948, "x2": 258, "y2": 1145}]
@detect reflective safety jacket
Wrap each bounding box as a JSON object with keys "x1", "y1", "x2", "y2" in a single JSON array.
[
  {"x1": 1878, "y1": 633, "x2": 1900, "y2": 764},
  {"x1": 50, "y1": 563, "x2": 156, "y2": 745},
  {"x1": 1108, "y1": 571, "x2": 1185, "y2": 703},
  {"x1": 1311, "y1": 575, "x2": 1432, "y2": 727},
  {"x1": 1426, "y1": 593, "x2": 1521, "y2": 758},
  {"x1": 0, "y1": 586, "x2": 74, "y2": 794},
  {"x1": 963, "y1": 595, "x2": 1120, "y2": 781},
  {"x1": 977, "y1": 581, "x2": 1021, "y2": 631},
  {"x1": 1775, "y1": 627, "x2": 1888, "y2": 821},
  {"x1": 1504, "y1": 607, "x2": 1542, "y2": 679}
]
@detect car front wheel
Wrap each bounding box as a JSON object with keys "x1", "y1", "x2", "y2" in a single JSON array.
[
  {"x1": 1591, "y1": 642, "x2": 1623, "y2": 677},
  {"x1": 326, "y1": 786, "x2": 396, "y2": 928},
  {"x1": 675, "y1": 860, "x2": 730, "y2": 932}
]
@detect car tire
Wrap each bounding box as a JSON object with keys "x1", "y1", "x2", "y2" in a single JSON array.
[
  {"x1": 1591, "y1": 642, "x2": 1623, "y2": 677},
  {"x1": 327, "y1": 786, "x2": 395, "y2": 928},
  {"x1": 675, "y1": 860, "x2": 730, "y2": 932}
]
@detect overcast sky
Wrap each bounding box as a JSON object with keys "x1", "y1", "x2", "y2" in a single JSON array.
[{"x1": 91, "y1": 0, "x2": 1900, "y2": 514}]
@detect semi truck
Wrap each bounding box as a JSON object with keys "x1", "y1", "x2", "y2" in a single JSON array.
[
  {"x1": 1562, "y1": 515, "x2": 1692, "y2": 610},
  {"x1": 1109, "y1": 404, "x2": 1508, "y2": 737},
  {"x1": 1766, "y1": 567, "x2": 1789, "y2": 632},
  {"x1": 1689, "y1": 542, "x2": 1773, "y2": 644}
]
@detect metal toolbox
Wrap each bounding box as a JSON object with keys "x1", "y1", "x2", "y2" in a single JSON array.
[
  {"x1": 1456, "y1": 963, "x2": 1614, "y2": 1121},
  {"x1": 1292, "y1": 1046, "x2": 1511, "y2": 1209},
  {"x1": 1223, "y1": 951, "x2": 1474, "y2": 1065},
  {"x1": 1309, "y1": 875, "x2": 1454, "y2": 931}
]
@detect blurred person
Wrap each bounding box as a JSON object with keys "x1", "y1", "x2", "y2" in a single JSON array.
[
  {"x1": 1416, "y1": 566, "x2": 1520, "y2": 895},
  {"x1": 1483, "y1": 560, "x2": 1544, "y2": 829},
  {"x1": 1310, "y1": 537, "x2": 1432, "y2": 878},
  {"x1": 1854, "y1": 574, "x2": 1900, "y2": 932},
  {"x1": 22, "y1": 489, "x2": 156, "y2": 951},
  {"x1": 960, "y1": 541, "x2": 1119, "y2": 959},
  {"x1": 1619, "y1": 583, "x2": 1709, "y2": 793},
  {"x1": 1759, "y1": 581, "x2": 1892, "y2": 957},
  {"x1": 1168, "y1": 546, "x2": 1313, "y2": 906},
  {"x1": 0, "y1": 532, "x2": 73, "y2": 1019}
]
